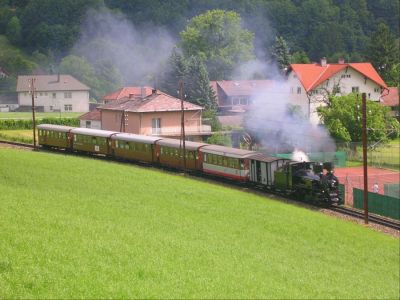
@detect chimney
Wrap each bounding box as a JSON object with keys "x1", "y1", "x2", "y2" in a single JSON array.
[
  {"x1": 152, "y1": 88, "x2": 157, "y2": 95},
  {"x1": 338, "y1": 58, "x2": 345, "y2": 64},
  {"x1": 129, "y1": 93, "x2": 134, "y2": 99},
  {"x1": 141, "y1": 87, "x2": 146, "y2": 99},
  {"x1": 320, "y1": 57, "x2": 327, "y2": 67},
  {"x1": 57, "y1": 73, "x2": 60, "y2": 82}
]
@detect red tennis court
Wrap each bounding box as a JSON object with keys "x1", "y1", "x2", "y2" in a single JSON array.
[{"x1": 334, "y1": 166, "x2": 399, "y2": 205}]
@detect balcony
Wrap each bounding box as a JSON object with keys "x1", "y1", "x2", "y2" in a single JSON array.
[{"x1": 151, "y1": 125, "x2": 212, "y2": 136}]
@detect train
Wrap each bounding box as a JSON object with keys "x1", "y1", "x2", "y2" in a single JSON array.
[{"x1": 37, "y1": 124, "x2": 342, "y2": 205}]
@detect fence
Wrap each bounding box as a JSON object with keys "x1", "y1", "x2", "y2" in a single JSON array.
[
  {"x1": 384, "y1": 183, "x2": 400, "y2": 199},
  {"x1": 337, "y1": 142, "x2": 399, "y2": 170},
  {"x1": 353, "y1": 188, "x2": 400, "y2": 220}
]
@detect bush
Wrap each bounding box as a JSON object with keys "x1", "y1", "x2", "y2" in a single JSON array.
[{"x1": 0, "y1": 118, "x2": 79, "y2": 130}]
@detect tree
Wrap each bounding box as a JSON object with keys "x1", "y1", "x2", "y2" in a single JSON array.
[
  {"x1": 184, "y1": 56, "x2": 216, "y2": 109},
  {"x1": 180, "y1": 9, "x2": 254, "y2": 80},
  {"x1": 317, "y1": 93, "x2": 399, "y2": 143},
  {"x1": 367, "y1": 22, "x2": 398, "y2": 83},
  {"x1": 6, "y1": 16, "x2": 21, "y2": 45},
  {"x1": 271, "y1": 36, "x2": 291, "y2": 71},
  {"x1": 291, "y1": 50, "x2": 310, "y2": 64},
  {"x1": 159, "y1": 48, "x2": 187, "y2": 97}
]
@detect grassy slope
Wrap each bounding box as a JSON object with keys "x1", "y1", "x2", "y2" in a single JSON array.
[{"x1": 0, "y1": 149, "x2": 399, "y2": 299}]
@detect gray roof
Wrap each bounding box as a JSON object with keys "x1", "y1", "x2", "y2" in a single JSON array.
[
  {"x1": 16, "y1": 75, "x2": 90, "y2": 92},
  {"x1": 71, "y1": 127, "x2": 117, "y2": 137},
  {"x1": 200, "y1": 145, "x2": 257, "y2": 158},
  {"x1": 112, "y1": 133, "x2": 161, "y2": 144},
  {"x1": 37, "y1": 124, "x2": 75, "y2": 132},
  {"x1": 156, "y1": 138, "x2": 208, "y2": 151}
]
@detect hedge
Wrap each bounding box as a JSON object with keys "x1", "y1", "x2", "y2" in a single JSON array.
[{"x1": 0, "y1": 118, "x2": 79, "y2": 130}]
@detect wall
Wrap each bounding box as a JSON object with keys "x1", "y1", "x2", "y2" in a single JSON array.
[
  {"x1": 80, "y1": 119, "x2": 101, "y2": 129},
  {"x1": 101, "y1": 109, "x2": 206, "y2": 136},
  {"x1": 18, "y1": 90, "x2": 89, "y2": 112}
]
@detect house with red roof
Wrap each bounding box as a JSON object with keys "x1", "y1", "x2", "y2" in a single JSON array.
[
  {"x1": 381, "y1": 87, "x2": 399, "y2": 120},
  {"x1": 287, "y1": 58, "x2": 388, "y2": 124},
  {"x1": 98, "y1": 88, "x2": 211, "y2": 141},
  {"x1": 102, "y1": 86, "x2": 153, "y2": 103}
]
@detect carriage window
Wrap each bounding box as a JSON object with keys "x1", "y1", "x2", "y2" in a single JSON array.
[
  {"x1": 203, "y1": 153, "x2": 207, "y2": 162},
  {"x1": 223, "y1": 157, "x2": 228, "y2": 166}
]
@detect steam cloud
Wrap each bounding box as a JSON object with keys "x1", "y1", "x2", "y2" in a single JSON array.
[
  {"x1": 72, "y1": 7, "x2": 176, "y2": 86},
  {"x1": 244, "y1": 79, "x2": 336, "y2": 154}
]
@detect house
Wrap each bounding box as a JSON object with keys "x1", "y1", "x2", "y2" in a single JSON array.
[
  {"x1": 99, "y1": 87, "x2": 211, "y2": 141},
  {"x1": 16, "y1": 74, "x2": 90, "y2": 112},
  {"x1": 381, "y1": 87, "x2": 399, "y2": 120},
  {"x1": 210, "y1": 80, "x2": 274, "y2": 113},
  {"x1": 286, "y1": 58, "x2": 388, "y2": 124},
  {"x1": 102, "y1": 86, "x2": 153, "y2": 104},
  {"x1": 79, "y1": 109, "x2": 101, "y2": 129}
]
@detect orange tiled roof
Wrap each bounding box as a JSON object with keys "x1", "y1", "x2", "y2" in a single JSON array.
[
  {"x1": 79, "y1": 109, "x2": 101, "y2": 120},
  {"x1": 99, "y1": 90, "x2": 203, "y2": 113},
  {"x1": 382, "y1": 87, "x2": 399, "y2": 107},
  {"x1": 289, "y1": 62, "x2": 387, "y2": 92},
  {"x1": 103, "y1": 86, "x2": 154, "y2": 101}
]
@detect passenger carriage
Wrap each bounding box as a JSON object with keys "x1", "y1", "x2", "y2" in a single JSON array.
[
  {"x1": 111, "y1": 133, "x2": 161, "y2": 163},
  {"x1": 70, "y1": 128, "x2": 117, "y2": 155},
  {"x1": 155, "y1": 139, "x2": 208, "y2": 171},
  {"x1": 37, "y1": 124, "x2": 74, "y2": 149},
  {"x1": 199, "y1": 145, "x2": 256, "y2": 181}
]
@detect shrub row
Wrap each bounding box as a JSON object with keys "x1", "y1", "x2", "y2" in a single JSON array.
[{"x1": 0, "y1": 118, "x2": 79, "y2": 130}]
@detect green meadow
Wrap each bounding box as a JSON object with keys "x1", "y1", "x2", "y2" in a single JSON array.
[{"x1": 0, "y1": 149, "x2": 399, "y2": 299}]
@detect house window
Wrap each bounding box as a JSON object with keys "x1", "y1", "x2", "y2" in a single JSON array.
[
  {"x1": 64, "y1": 104, "x2": 72, "y2": 111},
  {"x1": 232, "y1": 97, "x2": 240, "y2": 105},
  {"x1": 52, "y1": 93, "x2": 57, "y2": 99},
  {"x1": 374, "y1": 88, "x2": 380, "y2": 92},
  {"x1": 152, "y1": 118, "x2": 161, "y2": 134},
  {"x1": 297, "y1": 87, "x2": 302, "y2": 94},
  {"x1": 64, "y1": 91, "x2": 72, "y2": 98},
  {"x1": 347, "y1": 74, "x2": 351, "y2": 78},
  {"x1": 50, "y1": 106, "x2": 53, "y2": 111},
  {"x1": 352, "y1": 87, "x2": 359, "y2": 93},
  {"x1": 86, "y1": 121, "x2": 91, "y2": 128},
  {"x1": 290, "y1": 87, "x2": 294, "y2": 93},
  {"x1": 240, "y1": 98, "x2": 247, "y2": 105}
]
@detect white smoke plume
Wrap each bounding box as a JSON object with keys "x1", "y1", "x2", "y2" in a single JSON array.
[
  {"x1": 72, "y1": 7, "x2": 176, "y2": 86},
  {"x1": 243, "y1": 78, "x2": 336, "y2": 154}
]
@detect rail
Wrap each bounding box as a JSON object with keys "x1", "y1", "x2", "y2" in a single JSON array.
[{"x1": 330, "y1": 204, "x2": 400, "y2": 230}]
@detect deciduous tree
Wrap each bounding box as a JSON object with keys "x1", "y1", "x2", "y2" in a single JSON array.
[{"x1": 180, "y1": 9, "x2": 254, "y2": 80}]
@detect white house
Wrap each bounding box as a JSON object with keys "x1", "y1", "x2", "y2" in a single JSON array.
[
  {"x1": 79, "y1": 109, "x2": 101, "y2": 129},
  {"x1": 16, "y1": 74, "x2": 90, "y2": 112},
  {"x1": 286, "y1": 58, "x2": 388, "y2": 124}
]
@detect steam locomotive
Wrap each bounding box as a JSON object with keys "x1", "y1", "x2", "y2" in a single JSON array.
[{"x1": 37, "y1": 124, "x2": 342, "y2": 205}]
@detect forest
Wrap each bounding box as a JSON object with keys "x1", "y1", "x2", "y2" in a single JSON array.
[{"x1": 0, "y1": 0, "x2": 398, "y2": 101}]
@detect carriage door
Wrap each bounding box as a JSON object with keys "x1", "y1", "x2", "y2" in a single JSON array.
[{"x1": 250, "y1": 160, "x2": 262, "y2": 184}]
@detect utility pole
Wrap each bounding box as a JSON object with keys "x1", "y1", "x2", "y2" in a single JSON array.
[
  {"x1": 29, "y1": 78, "x2": 37, "y2": 150},
  {"x1": 361, "y1": 92, "x2": 368, "y2": 224},
  {"x1": 179, "y1": 80, "x2": 186, "y2": 170}
]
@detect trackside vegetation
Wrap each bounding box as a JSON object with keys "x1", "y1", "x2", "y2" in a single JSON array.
[{"x1": 0, "y1": 149, "x2": 399, "y2": 299}]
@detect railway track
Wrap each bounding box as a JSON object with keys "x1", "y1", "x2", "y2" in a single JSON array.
[
  {"x1": 0, "y1": 140, "x2": 35, "y2": 149},
  {"x1": 330, "y1": 205, "x2": 400, "y2": 230},
  {"x1": 3, "y1": 139, "x2": 399, "y2": 231}
]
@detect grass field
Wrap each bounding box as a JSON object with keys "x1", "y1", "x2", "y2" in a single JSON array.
[
  {"x1": 0, "y1": 129, "x2": 33, "y2": 143},
  {"x1": 0, "y1": 112, "x2": 83, "y2": 119},
  {"x1": 0, "y1": 149, "x2": 399, "y2": 299}
]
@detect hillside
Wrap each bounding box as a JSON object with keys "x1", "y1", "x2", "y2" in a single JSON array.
[{"x1": 0, "y1": 148, "x2": 399, "y2": 298}]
